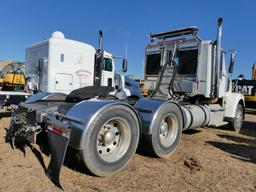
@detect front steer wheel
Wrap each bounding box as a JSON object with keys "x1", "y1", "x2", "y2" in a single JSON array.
[
  {"x1": 228, "y1": 103, "x2": 244, "y2": 133},
  {"x1": 80, "y1": 105, "x2": 140, "y2": 176}
]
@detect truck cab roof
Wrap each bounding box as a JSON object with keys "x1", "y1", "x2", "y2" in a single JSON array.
[{"x1": 27, "y1": 31, "x2": 95, "y2": 52}]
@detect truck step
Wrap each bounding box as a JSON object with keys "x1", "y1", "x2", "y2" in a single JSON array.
[
  {"x1": 210, "y1": 121, "x2": 228, "y2": 128},
  {"x1": 151, "y1": 95, "x2": 169, "y2": 100}
]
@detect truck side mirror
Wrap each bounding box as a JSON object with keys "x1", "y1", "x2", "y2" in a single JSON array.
[
  {"x1": 122, "y1": 59, "x2": 128, "y2": 73},
  {"x1": 228, "y1": 52, "x2": 235, "y2": 74}
]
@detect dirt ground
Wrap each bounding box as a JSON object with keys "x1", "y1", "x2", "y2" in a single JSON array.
[{"x1": 0, "y1": 110, "x2": 256, "y2": 192}]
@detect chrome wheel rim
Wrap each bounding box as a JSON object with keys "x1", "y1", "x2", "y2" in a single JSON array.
[
  {"x1": 97, "y1": 118, "x2": 131, "y2": 162},
  {"x1": 159, "y1": 113, "x2": 179, "y2": 147},
  {"x1": 235, "y1": 107, "x2": 243, "y2": 129}
]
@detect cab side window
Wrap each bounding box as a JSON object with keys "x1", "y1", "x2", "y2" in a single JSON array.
[{"x1": 104, "y1": 58, "x2": 113, "y2": 72}]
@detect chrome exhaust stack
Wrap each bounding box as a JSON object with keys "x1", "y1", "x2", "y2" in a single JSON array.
[
  {"x1": 98, "y1": 30, "x2": 103, "y2": 51},
  {"x1": 215, "y1": 17, "x2": 223, "y2": 97}
]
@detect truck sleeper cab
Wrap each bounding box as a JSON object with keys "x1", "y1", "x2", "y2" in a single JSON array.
[{"x1": 26, "y1": 31, "x2": 115, "y2": 94}]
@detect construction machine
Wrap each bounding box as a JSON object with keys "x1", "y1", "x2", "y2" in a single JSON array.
[
  {"x1": 0, "y1": 61, "x2": 28, "y2": 118},
  {"x1": 233, "y1": 64, "x2": 256, "y2": 106},
  {"x1": 7, "y1": 18, "x2": 244, "y2": 189},
  {"x1": 0, "y1": 62, "x2": 26, "y2": 91}
]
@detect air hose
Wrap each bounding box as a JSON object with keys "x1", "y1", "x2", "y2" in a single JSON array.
[
  {"x1": 168, "y1": 62, "x2": 178, "y2": 97},
  {"x1": 148, "y1": 45, "x2": 177, "y2": 98}
]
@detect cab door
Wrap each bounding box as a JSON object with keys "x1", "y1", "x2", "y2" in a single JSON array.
[{"x1": 101, "y1": 57, "x2": 114, "y2": 87}]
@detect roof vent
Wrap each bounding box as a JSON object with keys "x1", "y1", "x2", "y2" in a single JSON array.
[{"x1": 51, "y1": 31, "x2": 65, "y2": 39}]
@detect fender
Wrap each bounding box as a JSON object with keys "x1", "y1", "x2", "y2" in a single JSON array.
[
  {"x1": 65, "y1": 99, "x2": 141, "y2": 150},
  {"x1": 134, "y1": 99, "x2": 184, "y2": 135},
  {"x1": 25, "y1": 92, "x2": 67, "y2": 103},
  {"x1": 8, "y1": 98, "x2": 141, "y2": 188},
  {"x1": 224, "y1": 92, "x2": 245, "y2": 118}
]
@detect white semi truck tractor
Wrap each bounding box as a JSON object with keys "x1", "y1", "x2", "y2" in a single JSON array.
[
  {"x1": 25, "y1": 30, "x2": 129, "y2": 94},
  {"x1": 25, "y1": 30, "x2": 142, "y2": 103},
  {"x1": 7, "y1": 18, "x2": 244, "y2": 189}
]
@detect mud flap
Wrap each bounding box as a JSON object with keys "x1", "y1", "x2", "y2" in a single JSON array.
[{"x1": 46, "y1": 128, "x2": 70, "y2": 189}]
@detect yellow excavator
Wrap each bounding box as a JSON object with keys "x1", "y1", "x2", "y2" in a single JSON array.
[
  {"x1": 0, "y1": 60, "x2": 25, "y2": 91},
  {"x1": 245, "y1": 64, "x2": 256, "y2": 104},
  {"x1": 0, "y1": 60, "x2": 28, "y2": 118},
  {"x1": 252, "y1": 64, "x2": 256, "y2": 80},
  {"x1": 234, "y1": 63, "x2": 256, "y2": 107}
]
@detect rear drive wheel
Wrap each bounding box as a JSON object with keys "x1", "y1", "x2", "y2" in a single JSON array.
[
  {"x1": 229, "y1": 103, "x2": 244, "y2": 133},
  {"x1": 142, "y1": 105, "x2": 183, "y2": 157},
  {"x1": 80, "y1": 105, "x2": 140, "y2": 176}
]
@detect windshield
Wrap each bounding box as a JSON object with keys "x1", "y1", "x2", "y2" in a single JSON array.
[{"x1": 145, "y1": 53, "x2": 161, "y2": 75}]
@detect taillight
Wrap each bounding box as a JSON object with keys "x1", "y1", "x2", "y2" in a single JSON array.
[
  {"x1": 52, "y1": 127, "x2": 63, "y2": 136},
  {"x1": 47, "y1": 124, "x2": 69, "y2": 137}
]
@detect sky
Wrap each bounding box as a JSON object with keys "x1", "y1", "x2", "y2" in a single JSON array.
[{"x1": 0, "y1": 0, "x2": 256, "y2": 79}]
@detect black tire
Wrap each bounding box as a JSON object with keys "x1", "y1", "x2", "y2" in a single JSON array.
[
  {"x1": 141, "y1": 104, "x2": 183, "y2": 157},
  {"x1": 80, "y1": 105, "x2": 140, "y2": 176},
  {"x1": 229, "y1": 103, "x2": 244, "y2": 133},
  {"x1": 104, "y1": 95, "x2": 119, "y2": 100},
  {"x1": 127, "y1": 96, "x2": 140, "y2": 106}
]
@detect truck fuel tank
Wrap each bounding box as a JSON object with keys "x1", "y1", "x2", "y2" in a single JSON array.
[{"x1": 180, "y1": 105, "x2": 210, "y2": 130}]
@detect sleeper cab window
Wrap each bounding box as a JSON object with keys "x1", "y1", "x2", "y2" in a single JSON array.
[
  {"x1": 177, "y1": 49, "x2": 198, "y2": 75},
  {"x1": 145, "y1": 53, "x2": 161, "y2": 75},
  {"x1": 60, "y1": 53, "x2": 64, "y2": 62}
]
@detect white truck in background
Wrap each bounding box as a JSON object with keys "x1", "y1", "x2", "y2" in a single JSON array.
[{"x1": 26, "y1": 31, "x2": 117, "y2": 94}]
